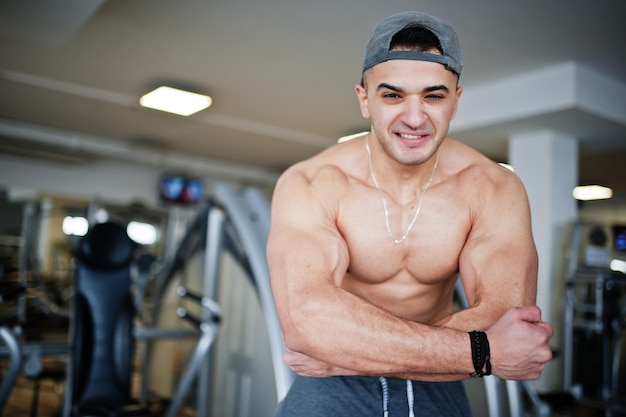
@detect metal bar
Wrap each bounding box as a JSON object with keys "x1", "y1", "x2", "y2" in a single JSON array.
[
  {"x1": 521, "y1": 380, "x2": 552, "y2": 417},
  {"x1": 196, "y1": 204, "x2": 226, "y2": 417},
  {"x1": 563, "y1": 222, "x2": 583, "y2": 391},
  {"x1": 0, "y1": 327, "x2": 22, "y2": 412},
  {"x1": 0, "y1": 341, "x2": 69, "y2": 357},
  {"x1": 484, "y1": 376, "x2": 502, "y2": 417},
  {"x1": 178, "y1": 308, "x2": 203, "y2": 329},
  {"x1": 164, "y1": 323, "x2": 219, "y2": 417},
  {"x1": 215, "y1": 183, "x2": 295, "y2": 402},
  {"x1": 134, "y1": 327, "x2": 199, "y2": 340},
  {"x1": 611, "y1": 331, "x2": 624, "y2": 399},
  {"x1": 505, "y1": 379, "x2": 523, "y2": 417}
]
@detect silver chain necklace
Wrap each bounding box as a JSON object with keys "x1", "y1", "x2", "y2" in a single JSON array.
[{"x1": 365, "y1": 135, "x2": 439, "y2": 244}]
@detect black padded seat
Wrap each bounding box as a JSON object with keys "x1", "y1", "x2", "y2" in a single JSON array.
[{"x1": 70, "y1": 222, "x2": 148, "y2": 417}]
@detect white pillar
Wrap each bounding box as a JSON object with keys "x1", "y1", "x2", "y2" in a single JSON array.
[{"x1": 509, "y1": 130, "x2": 578, "y2": 391}]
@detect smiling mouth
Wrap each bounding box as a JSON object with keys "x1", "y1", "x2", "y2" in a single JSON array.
[{"x1": 398, "y1": 133, "x2": 425, "y2": 140}]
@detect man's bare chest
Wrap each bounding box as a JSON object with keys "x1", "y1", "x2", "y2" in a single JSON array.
[{"x1": 337, "y1": 193, "x2": 470, "y2": 286}]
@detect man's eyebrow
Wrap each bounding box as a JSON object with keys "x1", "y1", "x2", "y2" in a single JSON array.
[
  {"x1": 376, "y1": 82, "x2": 403, "y2": 92},
  {"x1": 424, "y1": 85, "x2": 450, "y2": 94},
  {"x1": 376, "y1": 83, "x2": 450, "y2": 94}
]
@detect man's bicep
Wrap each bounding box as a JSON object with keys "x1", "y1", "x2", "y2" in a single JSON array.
[
  {"x1": 269, "y1": 167, "x2": 349, "y2": 274},
  {"x1": 267, "y1": 173, "x2": 348, "y2": 285},
  {"x1": 458, "y1": 178, "x2": 538, "y2": 313},
  {"x1": 267, "y1": 174, "x2": 349, "y2": 331},
  {"x1": 268, "y1": 225, "x2": 348, "y2": 299}
]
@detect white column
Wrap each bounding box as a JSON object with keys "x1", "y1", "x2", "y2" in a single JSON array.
[{"x1": 509, "y1": 130, "x2": 578, "y2": 391}]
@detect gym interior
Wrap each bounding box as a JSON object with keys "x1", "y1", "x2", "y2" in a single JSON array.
[{"x1": 1, "y1": 1, "x2": 625, "y2": 417}]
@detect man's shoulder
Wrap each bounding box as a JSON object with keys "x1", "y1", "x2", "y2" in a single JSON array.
[
  {"x1": 446, "y1": 140, "x2": 519, "y2": 183},
  {"x1": 279, "y1": 142, "x2": 362, "y2": 189},
  {"x1": 442, "y1": 139, "x2": 527, "y2": 206},
  {"x1": 270, "y1": 145, "x2": 360, "y2": 230}
]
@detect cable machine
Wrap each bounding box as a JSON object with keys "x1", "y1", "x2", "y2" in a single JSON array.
[{"x1": 146, "y1": 183, "x2": 294, "y2": 415}]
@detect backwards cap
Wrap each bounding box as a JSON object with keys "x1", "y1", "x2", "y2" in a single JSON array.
[{"x1": 362, "y1": 11, "x2": 462, "y2": 76}]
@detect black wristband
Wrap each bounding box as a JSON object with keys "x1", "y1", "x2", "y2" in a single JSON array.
[{"x1": 468, "y1": 331, "x2": 491, "y2": 378}]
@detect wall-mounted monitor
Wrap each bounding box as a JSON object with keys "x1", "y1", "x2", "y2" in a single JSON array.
[
  {"x1": 613, "y1": 225, "x2": 626, "y2": 251},
  {"x1": 159, "y1": 174, "x2": 204, "y2": 205}
]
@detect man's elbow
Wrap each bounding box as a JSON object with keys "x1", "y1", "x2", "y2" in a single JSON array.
[
  {"x1": 282, "y1": 322, "x2": 306, "y2": 353},
  {"x1": 280, "y1": 304, "x2": 325, "y2": 356}
]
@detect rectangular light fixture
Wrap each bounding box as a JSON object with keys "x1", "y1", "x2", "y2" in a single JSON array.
[
  {"x1": 140, "y1": 86, "x2": 212, "y2": 116},
  {"x1": 572, "y1": 185, "x2": 613, "y2": 201}
]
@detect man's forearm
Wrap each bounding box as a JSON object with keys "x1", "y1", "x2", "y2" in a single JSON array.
[
  {"x1": 284, "y1": 334, "x2": 473, "y2": 381},
  {"x1": 435, "y1": 305, "x2": 500, "y2": 332},
  {"x1": 281, "y1": 286, "x2": 476, "y2": 378},
  {"x1": 284, "y1": 304, "x2": 553, "y2": 381}
]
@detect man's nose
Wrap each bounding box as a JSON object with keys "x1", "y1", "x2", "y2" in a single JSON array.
[{"x1": 400, "y1": 98, "x2": 427, "y2": 128}]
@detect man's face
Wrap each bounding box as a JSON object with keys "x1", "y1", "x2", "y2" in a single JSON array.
[{"x1": 356, "y1": 59, "x2": 462, "y2": 166}]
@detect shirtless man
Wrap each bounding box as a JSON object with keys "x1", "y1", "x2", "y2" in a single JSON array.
[{"x1": 267, "y1": 11, "x2": 554, "y2": 416}]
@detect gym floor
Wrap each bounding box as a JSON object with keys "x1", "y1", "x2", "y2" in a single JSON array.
[
  {"x1": 2, "y1": 373, "x2": 197, "y2": 417},
  {"x1": 2, "y1": 375, "x2": 623, "y2": 417},
  {"x1": 4, "y1": 376, "x2": 63, "y2": 417}
]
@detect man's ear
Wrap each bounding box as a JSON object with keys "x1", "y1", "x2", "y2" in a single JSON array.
[{"x1": 355, "y1": 83, "x2": 370, "y2": 119}]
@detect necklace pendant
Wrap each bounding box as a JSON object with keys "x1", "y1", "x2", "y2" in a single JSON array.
[{"x1": 365, "y1": 135, "x2": 439, "y2": 245}]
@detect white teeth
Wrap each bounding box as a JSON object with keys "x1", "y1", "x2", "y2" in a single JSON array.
[{"x1": 399, "y1": 133, "x2": 423, "y2": 139}]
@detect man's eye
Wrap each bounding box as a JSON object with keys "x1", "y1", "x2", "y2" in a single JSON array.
[
  {"x1": 383, "y1": 93, "x2": 401, "y2": 99},
  {"x1": 426, "y1": 94, "x2": 445, "y2": 100}
]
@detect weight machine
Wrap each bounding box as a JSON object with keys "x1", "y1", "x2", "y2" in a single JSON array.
[
  {"x1": 563, "y1": 222, "x2": 626, "y2": 416},
  {"x1": 140, "y1": 183, "x2": 294, "y2": 415}
]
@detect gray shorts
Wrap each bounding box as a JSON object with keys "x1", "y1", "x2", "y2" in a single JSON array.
[{"x1": 275, "y1": 375, "x2": 473, "y2": 416}]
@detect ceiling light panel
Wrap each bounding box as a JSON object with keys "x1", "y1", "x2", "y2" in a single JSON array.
[{"x1": 140, "y1": 86, "x2": 212, "y2": 116}]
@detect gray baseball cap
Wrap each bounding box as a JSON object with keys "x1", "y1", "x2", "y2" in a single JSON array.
[{"x1": 362, "y1": 11, "x2": 462, "y2": 76}]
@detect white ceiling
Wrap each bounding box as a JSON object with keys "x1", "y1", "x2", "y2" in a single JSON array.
[{"x1": 0, "y1": 0, "x2": 625, "y2": 197}]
